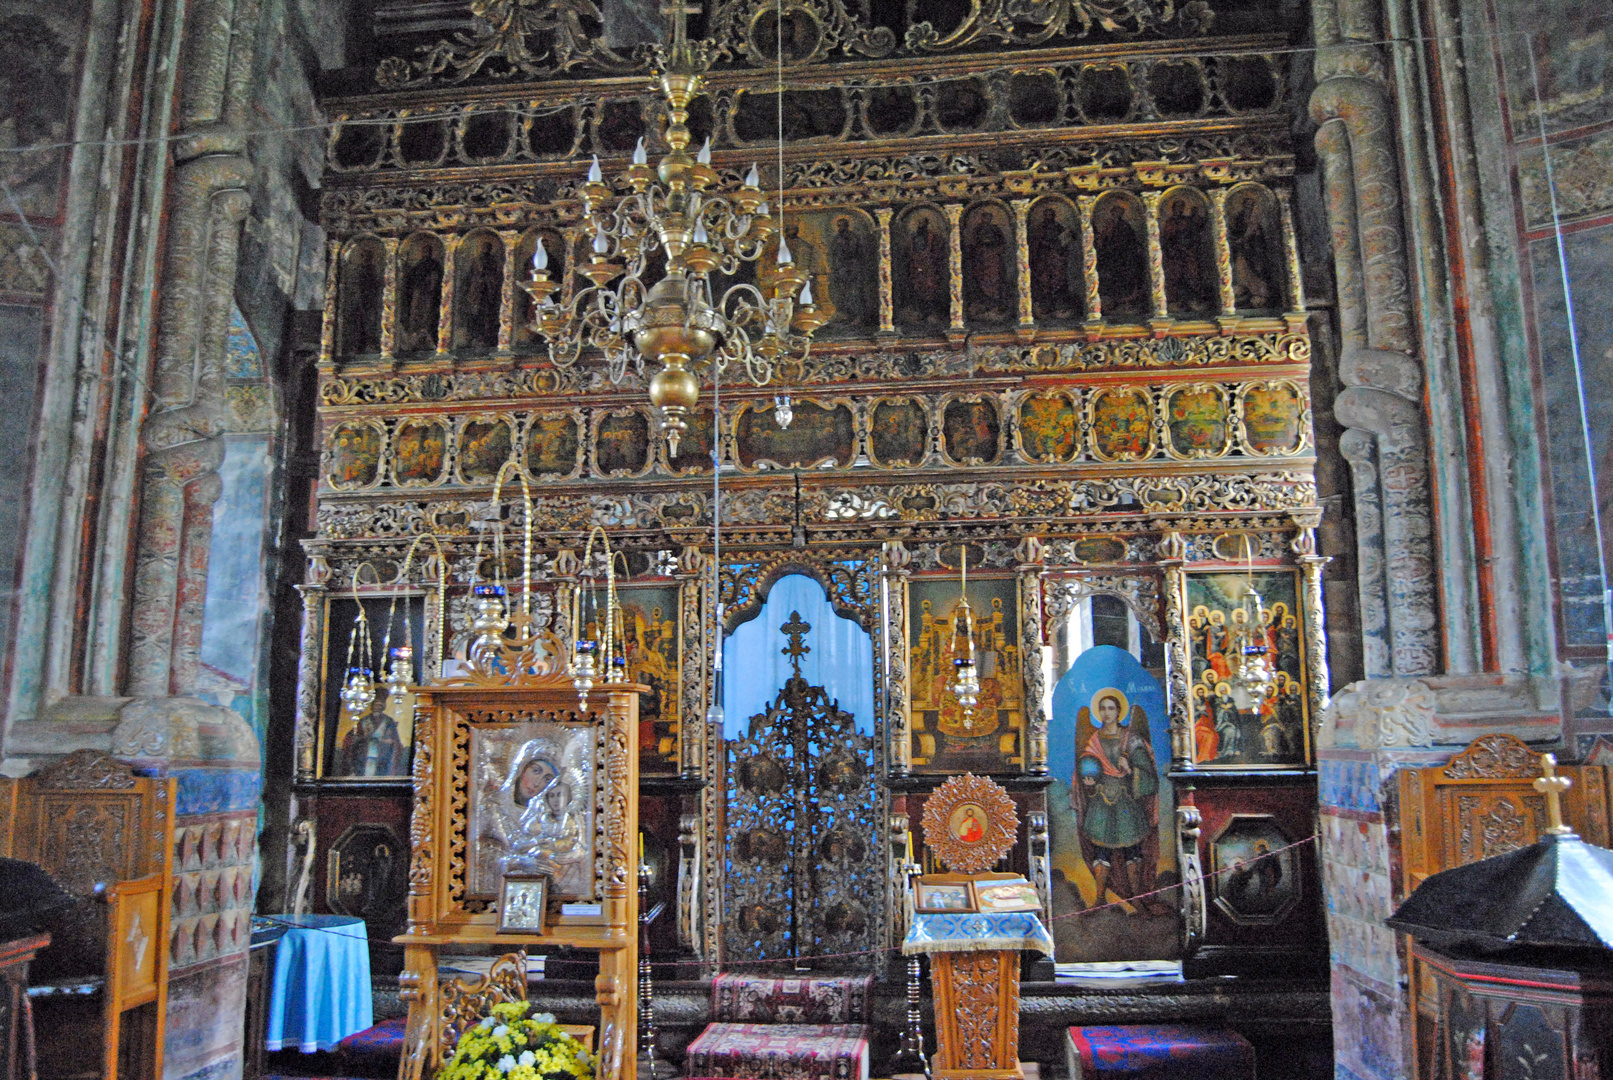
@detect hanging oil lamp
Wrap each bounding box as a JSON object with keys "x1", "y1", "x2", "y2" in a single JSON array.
[
  {"x1": 949, "y1": 547, "x2": 981, "y2": 709},
  {"x1": 1228, "y1": 537, "x2": 1277, "y2": 712},
  {"x1": 385, "y1": 645, "x2": 413, "y2": 705}
]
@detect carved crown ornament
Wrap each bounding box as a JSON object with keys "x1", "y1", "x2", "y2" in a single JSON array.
[{"x1": 370, "y1": 0, "x2": 1220, "y2": 90}]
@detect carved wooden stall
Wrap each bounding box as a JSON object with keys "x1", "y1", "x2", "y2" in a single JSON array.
[
  {"x1": 294, "y1": 0, "x2": 1329, "y2": 1043},
  {"x1": 0, "y1": 750, "x2": 175, "y2": 1080}
]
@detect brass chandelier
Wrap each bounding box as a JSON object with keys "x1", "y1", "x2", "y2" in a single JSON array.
[{"x1": 521, "y1": 5, "x2": 824, "y2": 456}]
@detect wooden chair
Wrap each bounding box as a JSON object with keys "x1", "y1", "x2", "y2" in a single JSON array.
[
  {"x1": 1397, "y1": 733, "x2": 1613, "y2": 1080},
  {"x1": 0, "y1": 750, "x2": 176, "y2": 1080}
]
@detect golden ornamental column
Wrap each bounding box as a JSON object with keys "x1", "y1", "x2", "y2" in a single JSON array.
[
  {"x1": 876, "y1": 207, "x2": 896, "y2": 335},
  {"x1": 1158, "y1": 530, "x2": 1196, "y2": 770},
  {"x1": 319, "y1": 240, "x2": 339, "y2": 364},
  {"x1": 1141, "y1": 191, "x2": 1169, "y2": 329},
  {"x1": 379, "y1": 236, "x2": 399, "y2": 362},
  {"x1": 1012, "y1": 198, "x2": 1035, "y2": 335},
  {"x1": 676, "y1": 544, "x2": 709, "y2": 780},
  {"x1": 1076, "y1": 194, "x2": 1102, "y2": 330},
  {"x1": 882, "y1": 539, "x2": 913, "y2": 776},
  {"x1": 436, "y1": 233, "x2": 459, "y2": 356},
  {"x1": 1276, "y1": 188, "x2": 1308, "y2": 316},
  {"x1": 1016, "y1": 536, "x2": 1049, "y2": 774},
  {"x1": 1208, "y1": 188, "x2": 1237, "y2": 316},
  {"x1": 945, "y1": 203, "x2": 965, "y2": 334},
  {"x1": 497, "y1": 229, "x2": 520, "y2": 355},
  {"x1": 1292, "y1": 523, "x2": 1332, "y2": 745}
]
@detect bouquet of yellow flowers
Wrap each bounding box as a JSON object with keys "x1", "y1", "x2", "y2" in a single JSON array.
[{"x1": 440, "y1": 1001, "x2": 593, "y2": 1080}]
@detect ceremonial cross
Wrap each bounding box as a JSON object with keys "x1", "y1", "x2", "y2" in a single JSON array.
[
  {"x1": 1533, "y1": 753, "x2": 1575, "y2": 836},
  {"x1": 661, "y1": 0, "x2": 701, "y2": 45},
  {"x1": 780, "y1": 610, "x2": 812, "y2": 676}
]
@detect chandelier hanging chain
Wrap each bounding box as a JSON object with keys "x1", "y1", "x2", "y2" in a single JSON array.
[{"x1": 520, "y1": 0, "x2": 824, "y2": 456}]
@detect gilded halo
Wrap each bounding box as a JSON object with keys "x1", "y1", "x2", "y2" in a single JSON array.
[{"x1": 920, "y1": 772, "x2": 1019, "y2": 873}]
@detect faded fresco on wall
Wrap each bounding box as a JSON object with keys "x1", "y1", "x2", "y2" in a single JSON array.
[
  {"x1": 1048, "y1": 644, "x2": 1178, "y2": 962},
  {"x1": 197, "y1": 437, "x2": 272, "y2": 741},
  {"x1": 1492, "y1": 2, "x2": 1613, "y2": 138},
  {"x1": 1529, "y1": 221, "x2": 1613, "y2": 652},
  {"x1": 0, "y1": 304, "x2": 42, "y2": 676},
  {"x1": 0, "y1": 2, "x2": 89, "y2": 219},
  {"x1": 908, "y1": 575, "x2": 1024, "y2": 772}
]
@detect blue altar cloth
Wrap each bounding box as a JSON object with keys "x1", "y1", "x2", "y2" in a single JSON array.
[
  {"x1": 902, "y1": 910, "x2": 1054, "y2": 957},
  {"x1": 264, "y1": 914, "x2": 374, "y2": 1052}
]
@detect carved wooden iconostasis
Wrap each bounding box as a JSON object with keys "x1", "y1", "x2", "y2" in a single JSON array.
[{"x1": 292, "y1": 0, "x2": 1328, "y2": 997}]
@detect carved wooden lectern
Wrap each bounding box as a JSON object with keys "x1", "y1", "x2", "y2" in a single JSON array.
[{"x1": 397, "y1": 676, "x2": 642, "y2": 1080}]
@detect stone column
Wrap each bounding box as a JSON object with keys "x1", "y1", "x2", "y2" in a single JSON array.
[
  {"x1": 1012, "y1": 198, "x2": 1034, "y2": 334},
  {"x1": 875, "y1": 208, "x2": 895, "y2": 334},
  {"x1": 1208, "y1": 188, "x2": 1237, "y2": 316},
  {"x1": 944, "y1": 203, "x2": 964, "y2": 334}
]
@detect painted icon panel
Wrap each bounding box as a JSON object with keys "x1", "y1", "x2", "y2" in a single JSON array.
[
  {"x1": 1028, "y1": 196, "x2": 1085, "y2": 322},
  {"x1": 392, "y1": 420, "x2": 447, "y2": 485},
  {"x1": 1090, "y1": 388, "x2": 1154, "y2": 459},
  {"x1": 524, "y1": 412, "x2": 581, "y2": 477},
  {"x1": 1019, "y1": 391, "x2": 1078, "y2": 463},
  {"x1": 908, "y1": 575, "x2": 1024, "y2": 772},
  {"x1": 942, "y1": 399, "x2": 1001, "y2": 464},
  {"x1": 458, "y1": 418, "x2": 513, "y2": 482},
  {"x1": 1047, "y1": 644, "x2": 1179, "y2": 962},
  {"x1": 1241, "y1": 382, "x2": 1304, "y2": 454},
  {"x1": 1166, "y1": 385, "x2": 1230, "y2": 457},
  {"x1": 1185, "y1": 570, "x2": 1308, "y2": 767},
  {"x1": 870, "y1": 399, "x2": 928, "y2": 466},
  {"x1": 320, "y1": 595, "x2": 426, "y2": 780},
  {"x1": 328, "y1": 423, "x2": 383, "y2": 488},
  {"x1": 962, "y1": 202, "x2": 1017, "y2": 326},
  {"x1": 736, "y1": 401, "x2": 855, "y2": 469},
  {"x1": 595, "y1": 410, "x2": 651, "y2": 475},
  {"x1": 893, "y1": 205, "x2": 950, "y2": 329}
]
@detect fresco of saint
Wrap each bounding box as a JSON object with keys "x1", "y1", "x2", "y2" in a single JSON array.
[{"x1": 1074, "y1": 687, "x2": 1162, "y2": 912}]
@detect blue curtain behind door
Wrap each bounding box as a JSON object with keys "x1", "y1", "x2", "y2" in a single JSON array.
[{"x1": 721, "y1": 573, "x2": 875, "y2": 739}]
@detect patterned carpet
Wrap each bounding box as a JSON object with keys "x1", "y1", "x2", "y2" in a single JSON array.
[{"x1": 687, "y1": 974, "x2": 874, "y2": 1080}]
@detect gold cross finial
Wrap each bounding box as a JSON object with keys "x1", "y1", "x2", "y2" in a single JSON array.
[
  {"x1": 780, "y1": 610, "x2": 811, "y2": 677},
  {"x1": 1533, "y1": 753, "x2": 1575, "y2": 836}
]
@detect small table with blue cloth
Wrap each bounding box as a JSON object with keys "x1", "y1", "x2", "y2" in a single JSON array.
[
  {"x1": 264, "y1": 914, "x2": 373, "y2": 1053},
  {"x1": 903, "y1": 909, "x2": 1052, "y2": 1080}
]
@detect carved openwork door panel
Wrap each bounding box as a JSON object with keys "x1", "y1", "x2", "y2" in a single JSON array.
[{"x1": 724, "y1": 611, "x2": 884, "y2": 969}]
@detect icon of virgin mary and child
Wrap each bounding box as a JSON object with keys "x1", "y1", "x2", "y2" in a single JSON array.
[
  {"x1": 479, "y1": 739, "x2": 588, "y2": 896},
  {"x1": 1073, "y1": 688, "x2": 1165, "y2": 914}
]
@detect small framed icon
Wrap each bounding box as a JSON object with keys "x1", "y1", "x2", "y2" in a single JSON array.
[
  {"x1": 497, "y1": 873, "x2": 551, "y2": 934},
  {"x1": 971, "y1": 878, "x2": 1042, "y2": 913},
  {"x1": 914, "y1": 876, "x2": 977, "y2": 913}
]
